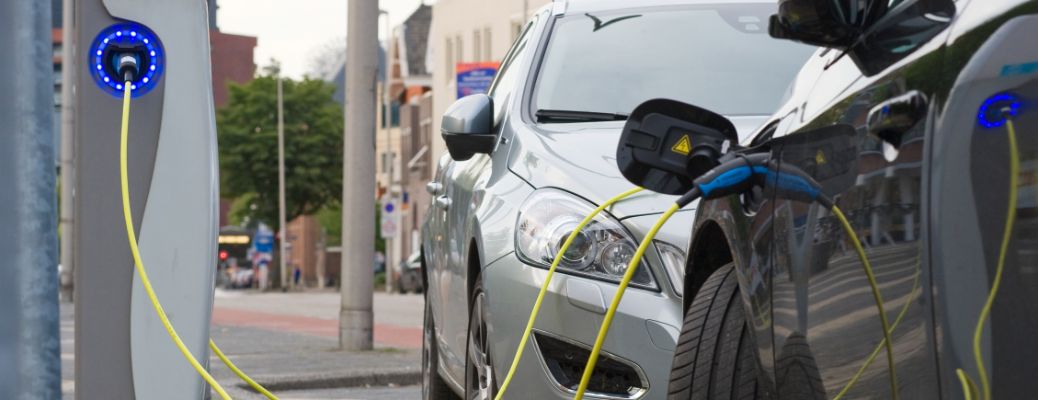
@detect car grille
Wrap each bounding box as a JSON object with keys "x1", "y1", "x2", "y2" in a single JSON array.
[{"x1": 533, "y1": 331, "x2": 648, "y2": 399}]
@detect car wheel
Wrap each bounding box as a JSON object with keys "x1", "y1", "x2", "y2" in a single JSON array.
[
  {"x1": 465, "y1": 279, "x2": 495, "y2": 400},
  {"x1": 423, "y1": 293, "x2": 458, "y2": 399},
  {"x1": 668, "y1": 263, "x2": 769, "y2": 400}
]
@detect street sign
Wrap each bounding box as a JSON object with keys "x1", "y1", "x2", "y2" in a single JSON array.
[
  {"x1": 456, "y1": 62, "x2": 500, "y2": 99},
  {"x1": 381, "y1": 200, "x2": 398, "y2": 239}
]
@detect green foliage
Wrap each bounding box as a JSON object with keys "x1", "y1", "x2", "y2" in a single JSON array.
[
  {"x1": 217, "y1": 73, "x2": 343, "y2": 230},
  {"x1": 315, "y1": 202, "x2": 386, "y2": 253}
]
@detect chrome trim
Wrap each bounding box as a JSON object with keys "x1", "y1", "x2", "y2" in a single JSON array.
[{"x1": 529, "y1": 329, "x2": 649, "y2": 400}]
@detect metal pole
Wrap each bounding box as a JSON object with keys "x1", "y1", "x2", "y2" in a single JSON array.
[
  {"x1": 0, "y1": 0, "x2": 62, "y2": 397},
  {"x1": 278, "y1": 75, "x2": 289, "y2": 290},
  {"x1": 59, "y1": 0, "x2": 77, "y2": 303},
  {"x1": 341, "y1": 0, "x2": 378, "y2": 350}
]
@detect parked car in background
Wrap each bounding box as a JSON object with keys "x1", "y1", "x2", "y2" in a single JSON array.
[
  {"x1": 663, "y1": 0, "x2": 1038, "y2": 398},
  {"x1": 398, "y1": 252, "x2": 424, "y2": 294},
  {"x1": 420, "y1": 1, "x2": 814, "y2": 398}
]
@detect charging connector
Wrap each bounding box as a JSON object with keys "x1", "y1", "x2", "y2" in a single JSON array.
[{"x1": 118, "y1": 54, "x2": 140, "y2": 83}]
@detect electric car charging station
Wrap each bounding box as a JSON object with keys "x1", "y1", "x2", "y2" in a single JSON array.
[
  {"x1": 3, "y1": 0, "x2": 1038, "y2": 398},
  {"x1": 73, "y1": 0, "x2": 218, "y2": 398}
]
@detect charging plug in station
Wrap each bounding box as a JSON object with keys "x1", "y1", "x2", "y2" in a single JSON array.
[{"x1": 89, "y1": 22, "x2": 164, "y2": 97}]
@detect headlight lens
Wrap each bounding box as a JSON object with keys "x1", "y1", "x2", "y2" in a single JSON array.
[
  {"x1": 515, "y1": 189, "x2": 657, "y2": 289},
  {"x1": 654, "y1": 241, "x2": 687, "y2": 297}
]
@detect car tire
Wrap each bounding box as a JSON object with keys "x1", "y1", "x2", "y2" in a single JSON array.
[
  {"x1": 423, "y1": 292, "x2": 459, "y2": 400},
  {"x1": 668, "y1": 263, "x2": 768, "y2": 400},
  {"x1": 465, "y1": 278, "x2": 496, "y2": 400}
]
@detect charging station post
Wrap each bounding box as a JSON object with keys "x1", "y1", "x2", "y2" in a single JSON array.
[
  {"x1": 72, "y1": 1, "x2": 219, "y2": 398},
  {"x1": 0, "y1": 0, "x2": 62, "y2": 397}
]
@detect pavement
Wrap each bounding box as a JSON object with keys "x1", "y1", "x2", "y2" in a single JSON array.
[{"x1": 60, "y1": 289, "x2": 425, "y2": 400}]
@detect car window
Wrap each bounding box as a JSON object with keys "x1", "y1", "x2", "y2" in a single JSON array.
[
  {"x1": 487, "y1": 15, "x2": 538, "y2": 123},
  {"x1": 532, "y1": 4, "x2": 814, "y2": 118}
]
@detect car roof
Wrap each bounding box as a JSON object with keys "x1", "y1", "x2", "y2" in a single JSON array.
[{"x1": 559, "y1": 0, "x2": 778, "y2": 15}]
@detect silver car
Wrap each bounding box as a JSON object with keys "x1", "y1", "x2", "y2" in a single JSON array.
[{"x1": 421, "y1": 1, "x2": 813, "y2": 398}]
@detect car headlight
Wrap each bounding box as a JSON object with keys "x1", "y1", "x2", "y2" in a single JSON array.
[
  {"x1": 515, "y1": 189, "x2": 657, "y2": 289},
  {"x1": 654, "y1": 241, "x2": 687, "y2": 297}
]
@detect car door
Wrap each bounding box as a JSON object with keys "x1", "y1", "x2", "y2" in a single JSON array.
[
  {"x1": 426, "y1": 154, "x2": 454, "y2": 351},
  {"x1": 436, "y1": 19, "x2": 539, "y2": 380},
  {"x1": 769, "y1": 0, "x2": 956, "y2": 398}
]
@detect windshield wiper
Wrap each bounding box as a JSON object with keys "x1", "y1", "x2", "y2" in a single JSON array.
[{"x1": 535, "y1": 109, "x2": 629, "y2": 123}]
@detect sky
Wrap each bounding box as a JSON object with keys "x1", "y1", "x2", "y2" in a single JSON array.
[{"x1": 217, "y1": 0, "x2": 428, "y2": 79}]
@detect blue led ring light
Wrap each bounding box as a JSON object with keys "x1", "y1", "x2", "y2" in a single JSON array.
[
  {"x1": 89, "y1": 22, "x2": 164, "y2": 98},
  {"x1": 977, "y1": 92, "x2": 1022, "y2": 128}
]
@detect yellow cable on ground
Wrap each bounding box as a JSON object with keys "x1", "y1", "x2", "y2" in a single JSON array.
[
  {"x1": 119, "y1": 82, "x2": 232, "y2": 400},
  {"x1": 574, "y1": 203, "x2": 681, "y2": 400},
  {"x1": 833, "y1": 261, "x2": 920, "y2": 400},
  {"x1": 496, "y1": 187, "x2": 643, "y2": 400},
  {"x1": 957, "y1": 118, "x2": 1019, "y2": 400},
  {"x1": 210, "y1": 340, "x2": 279, "y2": 399},
  {"x1": 832, "y1": 205, "x2": 899, "y2": 400}
]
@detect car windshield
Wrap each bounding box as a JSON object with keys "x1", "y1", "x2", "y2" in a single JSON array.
[{"x1": 532, "y1": 4, "x2": 814, "y2": 120}]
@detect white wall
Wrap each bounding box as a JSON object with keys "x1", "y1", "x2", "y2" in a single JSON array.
[{"x1": 428, "y1": 0, "x2": 549, "y2": 162}]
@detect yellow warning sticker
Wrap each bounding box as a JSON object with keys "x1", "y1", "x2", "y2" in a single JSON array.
[
  {"x1": 815, "y1": 149, "x2": 827, "y2": 165},
  {"x1": 671, "y1": 134, "x2": 692, "y2": 156}
]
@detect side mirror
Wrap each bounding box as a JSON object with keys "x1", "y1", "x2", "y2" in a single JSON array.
[
  {"x1": 441, "y1": 94, "x2": 496, "y2": 161},
  {"x1": 616, "y1": 99, "x2": 738, "y2": 195},
  {"x1": 768, "y1": 0, "x2": 859, "y2": 48}
]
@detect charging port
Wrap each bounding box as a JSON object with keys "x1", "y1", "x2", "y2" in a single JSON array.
[{"x1": 89, "y1": 22, "x2": 164, "y2": 98}]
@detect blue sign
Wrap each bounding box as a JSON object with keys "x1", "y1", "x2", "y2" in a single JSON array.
[{"x1": 456, "y1": 62, "x2": 500, "y2": 99}]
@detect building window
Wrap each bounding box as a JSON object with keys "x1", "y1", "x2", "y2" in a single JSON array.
[
  {"x1": 473, "y1": 30, "x2": 482, "y2": 61},
  {"x1": 455, "y1": 35, "x2": 464, "y2": 64},
  {"x1": 484, "y1": 27, "x2": 492, "y2": 60},
  {"x1": 444, "y1": 38, "x2": 454, "y2": 82}
]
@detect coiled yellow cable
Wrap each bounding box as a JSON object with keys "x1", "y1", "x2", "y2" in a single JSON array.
[
  {"x1": 832, "y1": 205, "x2": 899, "y2": 400},
  {"x1": 574, "y1": 203, "x2": 681, "y2": 400},
  {"x1": 956, "y1": 118, "x2": 1019, "y2": 400},
  {"x1": 495, "y1": 187, "x2": 643, "y2": 400},
  {"x1": 119, "y1": 83, "x2": 233, "y2": 400}
]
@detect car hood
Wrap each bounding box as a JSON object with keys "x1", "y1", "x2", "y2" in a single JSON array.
[{"x1": 507, "y1": 116, "x2": 768, "y2": 218}]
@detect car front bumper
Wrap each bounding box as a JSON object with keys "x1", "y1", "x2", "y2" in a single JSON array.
[{"x1": 482, "y1": 250, "x2": 684, "y2": 399}]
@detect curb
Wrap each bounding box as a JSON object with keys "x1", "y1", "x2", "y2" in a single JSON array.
[{"x1": 240, "y1": 368, "x2": 422, "y2": 392}]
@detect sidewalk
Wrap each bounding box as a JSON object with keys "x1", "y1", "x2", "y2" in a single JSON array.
[
  {"x1": 60, "y1": 289, "x2": 425, "y2": 399},
  {"x1": 211, "y1": 289, "x2": 423, "y2": 349}
]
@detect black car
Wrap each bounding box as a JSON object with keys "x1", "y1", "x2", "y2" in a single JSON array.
[{"x1": 619, "y1": 0, "x2": 1038, "y2": 398}]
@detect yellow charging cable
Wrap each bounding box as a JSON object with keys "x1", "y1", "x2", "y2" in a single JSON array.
[
  {"x1": 569, "y1": 201, "x2": 898, "y2": 399},
  {"x1": 119, "y1": 83, "x2": 233, "y2": 400},
  {"x1": 210, "y1": 340, "x2": 279, "y2": 399},
  {"x1": 495, "y1": 187, "x2": 643, "y2": 400},
  {"x1": 120, "y1": 82, "x2": 280, "y2": 400},
  {"x1": 832, "y1": 205, "x2": 899, "y2": 400},
  {"x1": 833, "y1": 259, "x2": 920, "y2": 399},
  {"x1": 956, "y1": 118, "x2": 1019, "y2": 400},
  {"x1": 574, "y1": 203, "x2": 681, "y2": 400}
]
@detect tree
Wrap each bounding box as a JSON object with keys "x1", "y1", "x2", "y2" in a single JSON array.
[{"x1": 217, "y1": 70, "x2": 343, "y2": 230}]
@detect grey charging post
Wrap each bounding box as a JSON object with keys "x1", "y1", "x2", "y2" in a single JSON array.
[{"x1": 73, "y1": 0, "x2": 219, "y2": 398}]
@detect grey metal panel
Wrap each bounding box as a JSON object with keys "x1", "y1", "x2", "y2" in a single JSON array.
[
  {"x1": 73, "y1": 0, "x2": 166, "y2": 398},
  {"x1": 98, "y1": 0, "x2": 220, "y2": 398}
]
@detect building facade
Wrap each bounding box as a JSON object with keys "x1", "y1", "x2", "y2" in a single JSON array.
[
  {"x1": 378, "y1": 5, "x2": 434, "y2": 290},
  {"x1": 428, "y1": 0, "x2": 549, "y2": 161}
]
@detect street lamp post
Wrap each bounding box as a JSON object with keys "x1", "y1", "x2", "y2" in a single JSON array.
[
  {"x1": 340, "y1": 0, "x2": 379, "y2": 350},
  {"x1": 277, "y1": 74, "x2": 288, "y2": 290}
]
